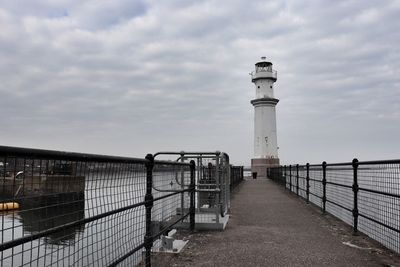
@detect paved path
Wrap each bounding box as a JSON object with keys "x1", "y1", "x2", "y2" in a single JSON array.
[{"x1": 152, "y1": 179, "x2": 400, "y2": 266}]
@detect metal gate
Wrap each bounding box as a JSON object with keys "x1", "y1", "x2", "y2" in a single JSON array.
[{"x1": 154, "y1": 151, "x2": 230, "y2": 230}]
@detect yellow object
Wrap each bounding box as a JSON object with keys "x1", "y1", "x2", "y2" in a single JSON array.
[{"x1": 0, "y1": 202, "x2": 19, "y2": 211}]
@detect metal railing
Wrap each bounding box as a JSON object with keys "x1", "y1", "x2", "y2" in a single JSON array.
[
  {"x1": 251, "y1": 69, "x2": 277, "y2": 80},
  {"x1": 0, "y1": 146, "x2": 195, "y2": 267},
  {"x1": 154, "y1": 152, "x2": 231, "y2": 224},
  {"x1": 230, "y1": 166, "x2": 244, "y2": 191},
  {"x1": 269, "y1": 159, "x2": 400, "y2": 253}
]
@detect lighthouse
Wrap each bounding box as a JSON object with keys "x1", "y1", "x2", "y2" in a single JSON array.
[{"x1": 250, "y1": 57, "x2": 280, "y2": 178}]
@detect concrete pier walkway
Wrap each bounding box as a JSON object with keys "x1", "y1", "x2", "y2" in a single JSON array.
[{"x1": 153, "y1": 179, "x2": 400, "y2": 266}]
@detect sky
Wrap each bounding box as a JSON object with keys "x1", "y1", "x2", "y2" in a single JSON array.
[{"x1": 0, "y1": 0, "x2": 399, "y2": 165}]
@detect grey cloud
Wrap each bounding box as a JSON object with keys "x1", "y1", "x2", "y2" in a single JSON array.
[{"x1": 0, "y1": 1, "x2": 399, "y2": 165}]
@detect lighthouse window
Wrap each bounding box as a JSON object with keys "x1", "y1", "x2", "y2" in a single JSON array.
[
  {"x1": 270, "y1": 86, "x2": 272, "y2": 88},
  {"x1": 258, "y1": 86, "x2": 260, "y2": 88}
]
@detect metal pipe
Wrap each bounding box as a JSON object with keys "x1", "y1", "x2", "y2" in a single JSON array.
[
  {"x1": 190, "y1": 160, "x2": 196, "y2": 231},
  {"x1": 322, "y1": 161, "x2": 327, "y2": 214},
  {"x1": 144, "y1": 154, "x2": 154, "y2": 267},
  {"x1": 306, "y1": 163, "x2": 310, "y2": 204},
  {"x1": 352, "y1": 158, "x2": 359, "y2": 235}
]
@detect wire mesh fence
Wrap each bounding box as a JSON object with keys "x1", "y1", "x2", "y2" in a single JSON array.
[
  {"x1": 230, "y1": 166, "x2": 244, "y2": 191},
  {"x1": 269, "y1": 159, "x2": 400, "y2": 254},
  {"x1": 153, "y1": 152, "x2": 236, "y2": 226},
  {"x1": 0, "y1": 146, "x2": 194, "y2": 267}
]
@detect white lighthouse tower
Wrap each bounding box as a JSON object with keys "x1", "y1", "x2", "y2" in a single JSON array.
[{"x1": 250, "y1": 57, "x2": 279, "y2": 178}]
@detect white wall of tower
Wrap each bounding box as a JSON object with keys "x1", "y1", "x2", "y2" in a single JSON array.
[
  {"x1": 254, "y1": 104, "x2": 278, "y2": 158},
  {"x1": 255, "y1": 79, "x2": 274, "y2": 99}
]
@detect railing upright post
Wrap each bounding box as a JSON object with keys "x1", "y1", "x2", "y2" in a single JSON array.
[
  {"x1": 180, "y1": 153, "x2": 185, "y2": 221},
  {"x1": 144, "y1": 154, "x2": 154, "y2": 267},
  {"x1": 296, "y1": 164, "x2": 299, "y2": 196},
  {"x1": 189, "y1": 160, "x2": 196, "y2": 231},
  {"x1": 278, "y1": 166, "x2": 280, "y2": 182},
  {"x1": 306, "y1": 163, "x2": 310, "y2": 204},
  {"x1": 352, "y1": 158, "x2": 359, "y2": 235},
  {"x1": 284, "y1": 165, "x2": 287, "y2": 188},
  {"x1": 229, "y1": 166, "x2": 233, "y2": 191},
  {"x1": 322, "y1": 161, "x2": 327, "y2": 214},
  {"x1": 289, "y1": 165, "x2": 292, "y2": 192}
]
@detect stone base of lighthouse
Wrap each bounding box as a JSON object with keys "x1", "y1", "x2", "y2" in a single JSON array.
[{"x1": 251, "y1": 158, "x2": 280, "y2": 178}]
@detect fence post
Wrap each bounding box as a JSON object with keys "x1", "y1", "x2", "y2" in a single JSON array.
[
  {"x1": 322, "y1": 161, "x2": 327, "y2": 214},
  {"x1": 296, "y1": 164, "x2": 299, "y2": 196},
  {"x1": 189, "y1": 160, "x2": 196, "y2": 231},
  {"x1": 144, "y1": 154, "x2": 154, "y2": 267},
  {"x1": 352, "y1": 158, "x2": 359, "y2": 235},
  {"x1": 289, "y1": 165, "x2": 292, "y2": 192},
  {"x1": 229, "y1": 165, "x2": 233, "y2": 192},
  {"x1": 306, "y1": 163, "x2": 310, "y2": 204},
  {"x1": 284, "y1": 165, "x2": 287, "y2": 188}
]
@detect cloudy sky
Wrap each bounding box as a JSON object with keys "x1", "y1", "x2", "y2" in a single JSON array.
[{"x1": 0, "y1": 0, "x2": 399, "y2": 165}]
